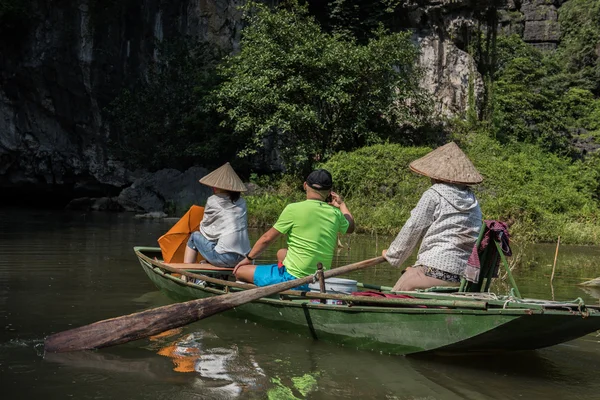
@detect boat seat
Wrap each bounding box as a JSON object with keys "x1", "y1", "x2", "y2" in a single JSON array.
[{"x1": 163, "y1": 263, "x2": 234, "y2": 272}]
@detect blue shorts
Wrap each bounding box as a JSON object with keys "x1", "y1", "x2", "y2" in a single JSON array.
[
  {"x1": 253, "y1": 264, "x2": 310, "y2": 291},
  {"x1": 187, "y1": 231, "x2": 243, "y2": 268}
]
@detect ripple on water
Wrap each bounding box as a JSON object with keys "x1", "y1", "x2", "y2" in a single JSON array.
[
  {"x1": 184, "y1": 382, "x2": 243, "y2": 398},
  {"x1": 2, "y1": 209, "x2": 600, "y2": 400},
  {"x1": 74, "y1": 372, "x2": 109, "y2": 383},
  {"x1": 0, "y1": 338, "x2": 43, "y2": 349},
  {"x1": 7, "y1": 364, "x2": 38, "y2": 374}
]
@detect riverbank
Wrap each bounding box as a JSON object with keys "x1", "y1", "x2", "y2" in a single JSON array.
[{"x1": 246, "y1": 135, "x2": 600, "y2": 245}]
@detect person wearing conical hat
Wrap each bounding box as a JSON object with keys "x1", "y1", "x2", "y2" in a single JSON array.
[
  {"x1": 382, "y1": 142, "x2": 483, "y2": 291},
  {"x1": 184, "y1": 163, "x2": 251, "y2": 267}
]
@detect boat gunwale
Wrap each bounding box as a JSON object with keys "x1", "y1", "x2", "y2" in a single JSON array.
[{"x1": 135, "y1": 247, "x2": 597, "y2": 317}]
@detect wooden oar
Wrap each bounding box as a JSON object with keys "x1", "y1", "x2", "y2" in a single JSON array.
[{"x1": 44, "y1": 256, "x2": 385, "y2": 353}]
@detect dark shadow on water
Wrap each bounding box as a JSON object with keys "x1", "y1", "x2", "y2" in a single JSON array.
[
  {"x1": 410, "y1": 350, "x2": 565, "y2": 381},
  {"x1": 407, "y1": 345, "x2": 600, "y2": 400},
  {"x1": 44, "y1": 349, "x2": 184, "y2": 382}
]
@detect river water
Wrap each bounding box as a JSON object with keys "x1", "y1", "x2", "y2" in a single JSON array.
[{"x1": 1, "y1": 209, "x2": 599, "y2": 399}]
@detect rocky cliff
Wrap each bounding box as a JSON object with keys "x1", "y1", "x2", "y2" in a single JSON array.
[
  {"x1": 0, "y1": 0, "x2": 244, "y2": 207},
  {"x1": 499, "y1": 0, "x2": 565, "y2": 50},
  {"x1": 0, "y1": 0, "x2": 568, "y2": 210}
]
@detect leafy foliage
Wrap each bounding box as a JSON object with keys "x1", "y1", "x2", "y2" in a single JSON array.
[
  {"x1": 556, "y1": 0, "x2": 600, "y2": 94},
  {"x1": 321, "y1": 144, "x2": 430, "y2": 200},
  {"x1": 215, "y1": 1, "x2": 432, "y2": 175},
  {"x1": 321, "y1": 144, "x2": 432, "y2": 233},
  {"x1": 320, "y1": 136, "x2": 600, "y2": 242},
  {"x1": 323, "y1": 0, "x2": 410, "y2": 41},
  {"x1": 491, "y1": 34, "x2": 600, "y2": 156},
  {"x1": 247, "y1": 135, "x2": 600, "y2": 243},
  {"x1": 242, "y1": 12, "x2": 600, "y2": 243},
  {"x1": 108, "y1": 39, "x2": 243, "y2": 171},
  {"x1": 0, "y1": 0, "x2": 28, "y2": 20},
  {"x1": 0, "y1": 0, "x2": 31, "y2": 35},
  {"x1": 465, "y1": 134, "x2": 600, "y2": 243}
]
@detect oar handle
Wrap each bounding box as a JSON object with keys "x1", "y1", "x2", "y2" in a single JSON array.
[{"x1": 321, "y1": 256, "x2": 385, "y2": 280}]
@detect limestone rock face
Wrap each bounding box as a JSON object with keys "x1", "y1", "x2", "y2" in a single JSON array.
[
  {"x1": 524, "y1": 20, "x2": 560, "y2": 42},
  {"x1": 521, "y1": 2, "x2": 558, "y2": 21},
  {"x1": 418, "y1": 35, "x2": 484, "y2": 118},
  {"x1": 117, "y1": 166, "x2": 211, "y2": 214},
  {"x1": 0, "y1": 0, "x2": 243, "y2": 204},
  {"x1": 0, "y1": 0, "x2": 570, "y2": 208},
  {"x1": 518, "y1": 0, "x2": 562, "y2": 49}
]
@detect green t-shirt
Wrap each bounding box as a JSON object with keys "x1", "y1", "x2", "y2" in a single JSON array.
[{"x1": 273, "y1": 199, "x2": 350, "y2": 278}]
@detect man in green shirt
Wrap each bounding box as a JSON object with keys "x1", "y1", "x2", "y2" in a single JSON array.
[{"x1": 233, "y1": 169, "x2": 355, "y2": 289}]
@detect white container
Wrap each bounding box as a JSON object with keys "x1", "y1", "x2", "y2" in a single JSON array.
[{"x1": 308, "y1": 277, "x2": 358, "y2": 294}]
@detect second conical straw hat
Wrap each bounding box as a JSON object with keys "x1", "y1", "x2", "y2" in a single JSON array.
[
  {"x1": 199, "y1": 162, "x2": 247, "y2": 192},
  {"x1": 409, "y1": 142, "x2": 483, "y2": 184}
]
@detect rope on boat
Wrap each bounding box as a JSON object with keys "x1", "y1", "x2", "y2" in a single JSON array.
[
  {"x1": 448, "y1": 292, "x2": 501, "y2": 301},
  {"x1": 431, "y1": 291, "x2": 591, "y2": 314},
  {"x1": 505, "y1": 296, "x2": 592, "y2": 315},
  {"x1": 311, "y1": 271, "x2": 319, "y2": 284}
]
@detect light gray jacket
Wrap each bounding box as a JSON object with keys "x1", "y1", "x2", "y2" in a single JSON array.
[{"x1": 200, "y1": 194, "x2": 251, "y2": 256}]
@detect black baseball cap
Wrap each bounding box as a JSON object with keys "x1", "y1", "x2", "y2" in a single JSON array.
[{"x1": 306, "y1": 169, "x2": 333, "y2": 190}]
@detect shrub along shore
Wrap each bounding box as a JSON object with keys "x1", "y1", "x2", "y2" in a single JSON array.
[
  {"x1": 246, "y1": 134, "x2": 600, "y2": 245},
  {"x1": 99, "y1": 0, "x2": 600, "y2": 245}
]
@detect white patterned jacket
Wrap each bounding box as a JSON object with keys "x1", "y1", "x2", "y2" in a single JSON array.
[{"x1": 384, "y1": 183, "x2": 482, "y2": 276}]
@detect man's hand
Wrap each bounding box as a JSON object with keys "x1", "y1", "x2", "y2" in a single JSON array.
[
  {"x1": 328, "y1": 191, "x2": 344, "y2": 208},
  {"x1": 329, "y1": 191, "x2": 355, "y2": 234},
  {"x1": 233, "y1": 257, "x2": 252, "y2": 274},
  {"x1": 382, "y1": 249, "x2": 388, "y2": 257}
]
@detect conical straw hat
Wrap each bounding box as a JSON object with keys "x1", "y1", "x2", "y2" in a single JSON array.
[
  {"x1": 199, "y1": 162, "x2": 247, "y2": 192},
  {"x1": 409, "y1": 142, "x2": 483, "y2": 184}
]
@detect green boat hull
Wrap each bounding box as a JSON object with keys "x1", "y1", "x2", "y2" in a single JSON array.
[{"x1": 135, "y1": 247, "x2": 600, "y2": 356}]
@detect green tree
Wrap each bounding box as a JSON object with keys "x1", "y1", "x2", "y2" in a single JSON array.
[
  {"x1": 557, "y1": 0, "x2": 600, "y2": 93},
  {"x1": 108, "y1": 39, "x2": 241, "y2": 171},
  {"x1": 215, "y1": 1, "x2": 431, "y2": 174},
  {"x1": 324, "y1": 0, "x2": 408, "y2": 41},
  {"x1": 0, "y1": 0, "x2": 31, "y2": 36},
  {"x1": 491, "y1": 36, "x2": 575, "y2": 155},
  {"x1": 491, "y1": 33, "x2": 600, "y2": 155}
]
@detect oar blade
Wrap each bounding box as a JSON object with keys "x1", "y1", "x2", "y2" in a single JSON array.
[
  {"x1": 45, "y1": 298, "x2": 209, "y2": 353},
  {"x1": 44, "y1": 256, "x2": 386, "y2": 353}
]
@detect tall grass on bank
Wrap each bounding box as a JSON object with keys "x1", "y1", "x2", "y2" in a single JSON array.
[
  {"x1": 246, "y1": 135, "x2": 600, "y2": 244},
  {"x1": 464, "y1": 134, "x2": 600, "y2": 244},
  {"x1": 245, "y1": 176, "x2": 305, "y2": 228}
]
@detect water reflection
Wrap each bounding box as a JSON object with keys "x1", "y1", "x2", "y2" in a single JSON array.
[
  {"x1": 2, "y1": 208, "x2": 600, "y2": 399},
  {"x1": 411, "y1": 341, "x2": 600, "y2": 400},
  {"x1": 146, "y1": 328, "x2": 267, "y2": 398},
  {"x1": 44, "y1": 350, "x2": 182, "y2": 382},
  {"x1": 44, "y1": 329, "x2": 268, "y2": 399}
]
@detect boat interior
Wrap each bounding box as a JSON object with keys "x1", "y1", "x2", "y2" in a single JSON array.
[{"x1": 135, "y1": 244, "x2": 600, "y2": 315}]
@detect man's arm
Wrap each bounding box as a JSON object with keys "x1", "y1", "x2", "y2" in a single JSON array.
[
  {"x1": 330, "y1": 192, "x2": 355, "y2": 233},
  {"x1": 233, "y1": 227, "x2": 282, "y2": 273},
  {"x1": 339, "y1": 202, "x2": 355, "y2": 234}
]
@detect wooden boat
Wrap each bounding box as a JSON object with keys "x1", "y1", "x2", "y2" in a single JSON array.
[{"x1": 134, "y1": 246, "x2": 600, "y2": 356}]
